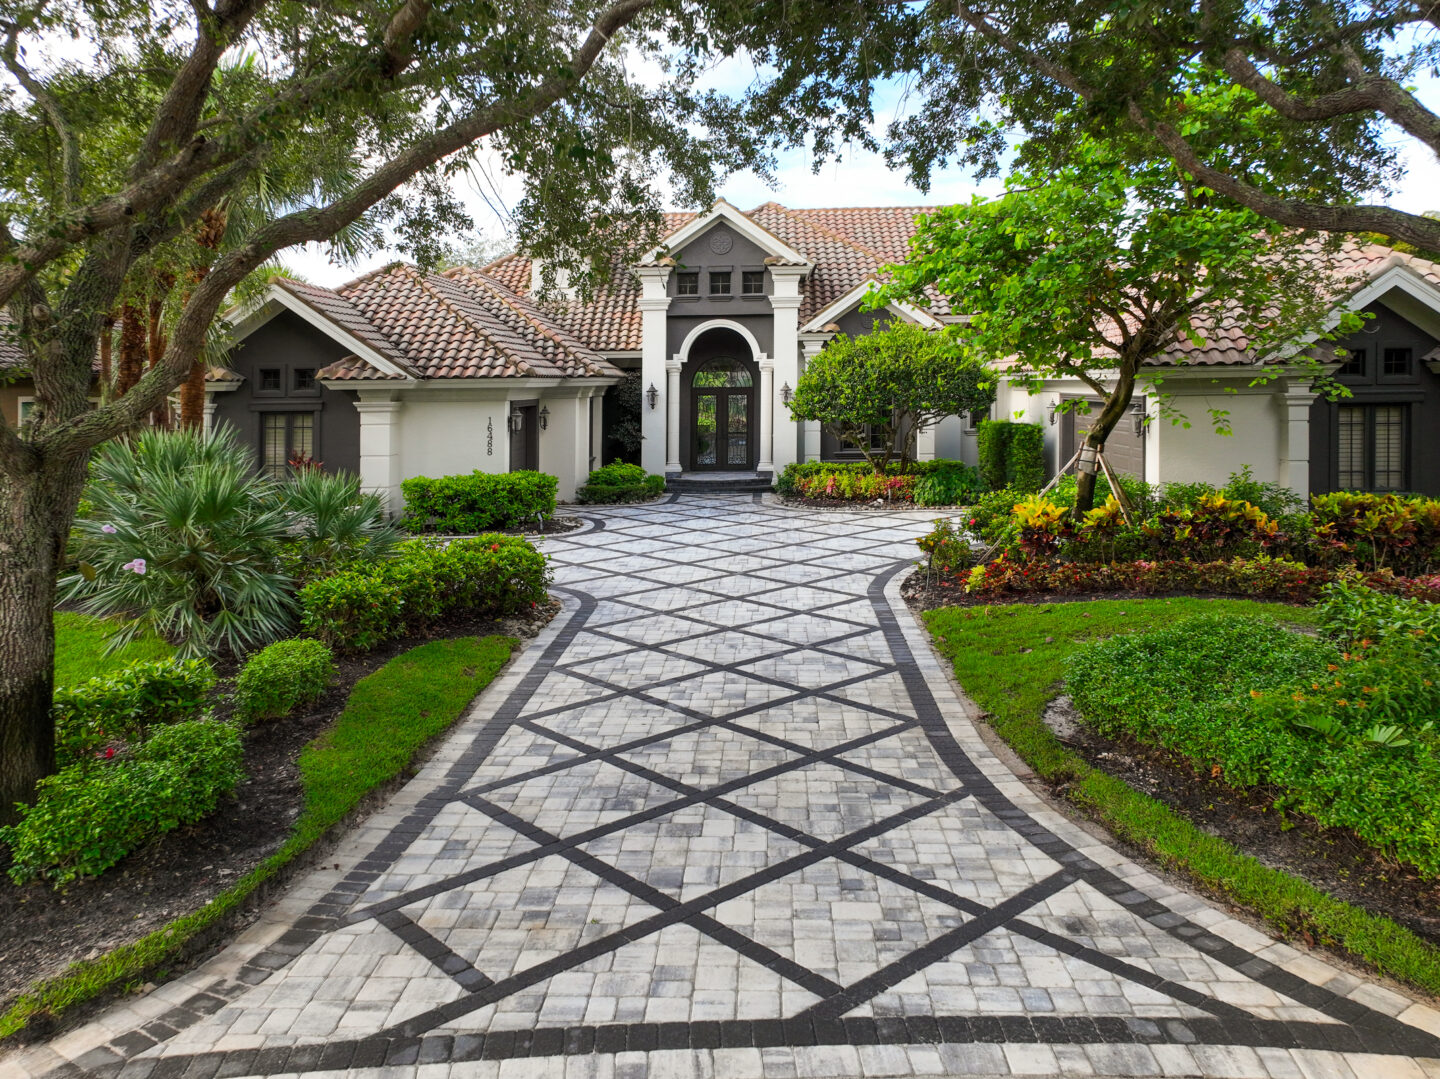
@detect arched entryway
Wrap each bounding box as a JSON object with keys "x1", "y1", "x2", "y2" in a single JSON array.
[{"x1": 683, "y1": 328, "x2": 759, "y2": 470}]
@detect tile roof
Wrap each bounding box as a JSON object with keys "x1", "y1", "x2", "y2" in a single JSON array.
[{"x1": 242, "y1": 264, "x2": 621, "y2": 383}]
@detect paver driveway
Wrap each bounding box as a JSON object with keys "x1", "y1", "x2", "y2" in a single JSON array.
[{"x1": 11, "y1": 494, "x2": 1440, "y2": 1079}]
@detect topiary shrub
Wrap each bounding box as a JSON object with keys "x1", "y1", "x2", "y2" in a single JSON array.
[
  {"x1": 299, "y1": 536, "x2": 549, "y2": 651},
  {"x1": 575, "y1": 462, "x2": 665, "y2": 504},
  {"x1": 233, "y1": 639, "x2": 336, "y2": 723},
  {"x1": 1006, "y1": 423, "x2": 1044, "y2": 493},
  {"x1": 52, "y1": 658, "x2": 216, "y2": 768},
  {"x1": 975, "y1": 420, "x2": 1013, "y2": 490},
  {"x1": 1, "y1": 719, "x2": 245, "y2": 886},
  {"x1": 400, "y1": 471, "x2": 557, "y2": 533}
]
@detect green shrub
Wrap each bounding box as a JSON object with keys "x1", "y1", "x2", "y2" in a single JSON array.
[
  {"x1": 917, "y1": 518, "x2": 976, "y2": 574},
  {"x1": 1311, "y1": 490, "x2": 1440, "y2": 576},
  {"x1": 400, "y1": 471, "x2": 557, "y2": 533},
  {"x1": 575, "y1": 462, "x2": 665, "y2": 504},
  {"x1": 1068, "y1": 615, "x2": 1440, "y2": 878},
  {"x1": 975, "y1": 420, "x2": 1013, "y2": 490},
  {"x1": 278, "y1": 469, "x2": 398, "y2": 582},
  {"x1": 1316, "y1": 578, "x2": 1440, "y2": 648},
  {"x1": 61, "y1": 428, "x2": 295, "y2": 658},
  {"x1": 912, "y1": 462, "x2": 986, "y2": 506},
  {"x1": 52, "y1": 658, "x2": 216, "y2": 768},
  {"x1": 776, "y1": 459, "x2": 983, "y2": 505},
  {"x1": 233, "y1": 639, "x2": 336, "y2": 723},
  {"x1": 975, "y1": 420, "x2": 1044, "y2": 492},
  {"x1": 298, "y1": 536, "x2": 549, "y2": 651},
  {"x1": 1, "y1": 720, "x2": 244, "y2": 886}
]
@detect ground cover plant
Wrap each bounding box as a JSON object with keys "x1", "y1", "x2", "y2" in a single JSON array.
[
  {"x1": 0, "y1": 634, "x2": 517, "y2": 1042},
  {"x1": 925, "y1": 598, "x2": 1440, "y2": 994},
  {"x1": 400, "y1": 472, "x2": 558, "y2": 533},
  {"x1": 575, "y1": 462, "x2": 665, "y2": 504}
]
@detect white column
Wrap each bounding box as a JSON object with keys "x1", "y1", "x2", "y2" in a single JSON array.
[
  {"x1": 757, "y1": 357, "x2": 775, "y2": 474},
  {"x1": 799, "y1": 337, "x2": 828, "y2": 462},
  {"x1": 769, "y1": 269, "x2": 806, "y2": 474},
  {"x1": 202, "y1": 395, "x2": 220, "y2": 436},
  {"x1": 589, "y1": 389, "x2": 604, "y2": 471},
  {"x1": 1280, "y1": 384, "x2": 1317, "y2": 498},
  {"x1": 915, "y1": 424, "x2": 937, "y2": 462},
  {"x1": 665, "y1": 358, "x2": 683, "y2": 473},
  {"x1": 637, "y1": 266, "x2": 672, "y2": 476},
  {"x1": 355, "y1": 395, "x2": 403, "y2": 517}
]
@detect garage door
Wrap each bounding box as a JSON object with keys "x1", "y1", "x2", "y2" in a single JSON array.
[{"x1": 1063, "y1": 397, "x2": 1146, "y2": 478}]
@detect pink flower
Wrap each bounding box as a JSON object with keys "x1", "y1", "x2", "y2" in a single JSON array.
[
  {"x1": 122, "y1": 558, "x2": 146, "y2": 575},
  {"x1": 101, "y1": 524, "x2": 117, "y2": 534}
]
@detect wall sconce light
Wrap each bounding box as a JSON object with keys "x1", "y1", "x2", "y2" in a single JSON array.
[
  {"x1": 781, "y1": 382, "x2": 793, "y2": 405},
  {"x1": 646, "y1": 383, "x2": 659, "y2": 410},
  {"x1": 1046, "y1": 403, "x2": 1057, "y2": 426},
  {"x1": 538, "y1": 405, "x2": 549, "y2": 431},
  {"x1": 508, "y1": 411, "x2": 524, "y2": 434}
]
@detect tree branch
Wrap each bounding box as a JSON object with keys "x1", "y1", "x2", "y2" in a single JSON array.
[{"x1": 1, "y1": 21, "x2": 80, "y2": 208}]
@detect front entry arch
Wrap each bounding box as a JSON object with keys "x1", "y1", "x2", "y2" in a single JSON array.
[{"x1": 690, "y1": 356, "x2": 755, "y2": 470}]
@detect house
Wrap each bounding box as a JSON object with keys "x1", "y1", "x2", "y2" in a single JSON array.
[{"x1": 207, "y1": 201, "x2": 1440, "y2": 506}]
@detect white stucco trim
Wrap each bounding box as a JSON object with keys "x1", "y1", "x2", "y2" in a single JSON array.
[
  {"x1": 226, "y1": 285, "x2": 415, "y2": 381},
  {"x1": 674, "y1": 318, "x2": 767, "y2": 364},
  {"x1": 798, "y1": 279, "x2": 943, "y2": 334},
  {"x1": 644, "y1": 199, "x2": 812, "y2": 269}
]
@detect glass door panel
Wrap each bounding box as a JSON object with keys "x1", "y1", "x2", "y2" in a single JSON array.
[
  {"x1": 725, "y1": 393, "x2": 749, "y2": 466},
  {"x1": 695, "y1": 394, "x2": 718, "y2": 466}
]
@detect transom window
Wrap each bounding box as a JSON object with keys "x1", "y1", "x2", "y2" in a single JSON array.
[
  {"x1": 294, "y1": 368, "x2": 316, "y2": 391},
  {"x1": 1337, "y1": 349, "x2": 1366, "y2": 377},
  {"x1": 261, "y1": 412, "x2": 315, "y2": 478},
  {"x1": 259, "y1": 368, "x2": 282, "y2": 392},
  {"x1": 1338, "y1": 404, "x2": 1406, "y2": 491},
  {"x1": 1382, "y1": 347, "x2": 1412, "y2": 376},
  {"x1": 741, "y1": 270, "x2": 765, "y2": 296},
  {"x1": 692, "y1": 357, "x2": 752, "y2": 388},
  {"x1": 675, "y1": 271, "x2": 699, "y2": 296},
  {"x1": 708, "y1": 271, "x2": 731, "y2": 296}
]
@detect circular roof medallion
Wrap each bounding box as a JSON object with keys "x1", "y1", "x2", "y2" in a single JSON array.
[{"x1": 708, "y1": 229, "x2": 733, "y2": 255}]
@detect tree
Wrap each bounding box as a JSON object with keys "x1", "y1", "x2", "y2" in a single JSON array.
[
  {"x1": 872, "y1": 144, "x2": 1357, "y2": 514},
  {"x1": 787, "y1": 320, "x2": 995, "y2": 472},
  {"x1": 0, "y1": 0, "x2": 775, "y2": 821},
  {"x1": 726, "y1": 1, "x2": 1440, "y2": 251}
]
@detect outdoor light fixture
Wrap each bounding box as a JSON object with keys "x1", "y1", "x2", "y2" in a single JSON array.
[
  {"x1": 781, "y1": 382, "x2": 793, "y2": 405},
  {"x1": 1047, "y1": 403, "x2": 1057, "y2": 426},
  {"x1": 508, "y1": 411, "x2": 524, "y2": 433},
  {"x1": 539, "y1": 405, "x2": 549, "y2": 431},
  {"x1": 646, "y1": 383, "x2": 659, "y2": 410}
]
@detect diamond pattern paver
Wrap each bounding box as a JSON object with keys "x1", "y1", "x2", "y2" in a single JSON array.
[{"x1": 12, "y1": 494, "x2": 1440, "y2": 1079}]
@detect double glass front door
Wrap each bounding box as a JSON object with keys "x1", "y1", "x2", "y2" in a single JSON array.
[{"x1": 694, "y1": 389, "x2": 752, "y2": 469}]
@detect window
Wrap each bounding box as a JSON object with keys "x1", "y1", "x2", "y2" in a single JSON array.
[
  {"x1": 741, "y1": 270, "x2": 765, "y2": 296},
  {"x1": 294, "y1": 368, "x2": 316, "y2": 391},
  {"x1": 1382, "y1": 347, "x2": 1412, "y2": 376},
  {"x1": 260, "y1": 412, "x2": 315, "y2": 478},
  {"x1": 692, "y1": 357, "x2": 752, "y2": 388},
  {"x1": 1338, "y1": 404, "x2": 1406, "y2": 491},
  {"x1": 708, "y1": 271, "x2": 731, "y2": 296},
  {"x1": 17, "y1": 398, "x2": 35, "y2": 430},
  {"x1": 259, "y1": 368, "x2": 282, "y2": 392},
  {"x1": 1337, "y1": 349, "x2": 1366, "y2": 377},
  {"x1": 675, "y1": 271, "x2": 699, "y2": 296}
]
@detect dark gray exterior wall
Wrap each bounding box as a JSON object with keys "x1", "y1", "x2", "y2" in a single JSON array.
[
  {"x1": 1309, "y1": 300, "x2": 1440, "y2": 496},
  {"x1": 213, "y1": 309, "x2": 362, "y2": 476},
  {"x1": 665, "y1": 222, "x2": 775, "y2": 358}
]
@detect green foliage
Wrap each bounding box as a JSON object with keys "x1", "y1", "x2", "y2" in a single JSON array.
[
  {"x1": 278, "y1": 470, "x2": 399, "y2": 583},
  {"x1": 575, "y1": 462, "x2": 665, "y2": 504},
  {"x1": 298, "y1": 537, "x2": 549, "y2": 652},
  {"x1": 911, "y1": 462, "x2": 987, "y2": 507},
  {"x1": 605, "y1": 372, "x2": 644, "y2": 463},
  {"x1": 1316, "y1": 580, "x2": 1440, "y2": 649},
  {"x1": 776, "y1": 459, "x2": 983, "y2": 506},
  {"x1": 1068, "y1": 615, "x2": 1440, "y2": 877},
  {"x1": 1311, "y1": 491, "x2": 1440, "y2": 575},
  {"x1": 1, "y1": 720, "x2": 244, "y2": 887},
  {"x1": 0, "y1": 636, "x2": 516, "y2": 1042},
  {"x1": 787, "y1": 321, "x2": 995, "y2": 471},
  {"x1": 975, "y1": 421, "x2": 1043, "y2": 493},
  {"x1": 916, "y1": 518, "x2": 975, "y2": 575},
  {"x1": 924, "y1": 599, "x2": 1440, "y2": 996},
  {"x1": 52, "y1": 659, "x2": 216, "y2": 769},
  {"x1": 52, "y1": 613, "x2": 174, "y2": 688},
  {"x1": 400, "y1": 472, "x2": 558, "y2": 533},
  {"x1": 233, "y1": 640, "x2": 336, "y2": 724},
  {"x1": 61, "y1": 428, "x2": 295, "y2": 658}
]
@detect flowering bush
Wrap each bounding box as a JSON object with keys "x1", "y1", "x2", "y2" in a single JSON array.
[
  {"x1": 299, "y1": 535, "x2": 549, "y2": 651},
  {"x1": 51, "y1": 658, "x2": 216, "y2": 768},
  {"x1": 916, "y1": 518, "x2": 975, "y2": 576}
]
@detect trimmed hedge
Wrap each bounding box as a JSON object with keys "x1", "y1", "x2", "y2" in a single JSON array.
[
  {"x1": 1, "y1": 720, "x2": 244, "y2": 886},
  {"x1": 400, "y1": 471, "x2": 557, "y2": 533},
  {"x1": 233, "y1": 639, "x2": 336, "y2": 723},
  {"x1": 298, "y1": 536, "x2": 549, "y2": 652},
  {"x1": 576, "y1": 462, "x2": 665, "y2": 504},
  {"x1": 51, "y1": 658, "x2": 216, "y2": 768},
  {"x1": 975, "y1": 420, "x2": 1044, "y2": 492}
]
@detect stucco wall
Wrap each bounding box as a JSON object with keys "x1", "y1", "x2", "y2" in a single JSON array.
[{"x1": 1148, "y1": 388, "x2": 1285, "y2": 488}]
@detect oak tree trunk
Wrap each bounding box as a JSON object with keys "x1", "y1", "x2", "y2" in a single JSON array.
[{"x1": 0, "y1": 460, "x2": 87, "y2": 824}]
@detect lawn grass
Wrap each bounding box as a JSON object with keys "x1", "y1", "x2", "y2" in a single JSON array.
[
  {"x1": 0, "y1": 634, "x2": 517, "y2": 1042},
  {"x1": 925, "y1": 597, "x2": 1440, "y2": 997},
  {"x1": 52, "y1": 612, "x2": 173, "y2": 687}
]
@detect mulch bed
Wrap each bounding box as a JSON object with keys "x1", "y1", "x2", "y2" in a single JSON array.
[
  {"x1": 1044, "y1": 695, "x2": 1440, "y2": 948},
  {"x1": 0, "y1": 602, "x2": 558, "y2": 1025},
  {"x1": 901, "y1": 572, "x2": 1209, "y2": 612}
]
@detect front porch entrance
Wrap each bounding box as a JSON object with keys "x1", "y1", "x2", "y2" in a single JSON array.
[{"x1": 690, "y1": 357, "x2": 755, "y2": 470}]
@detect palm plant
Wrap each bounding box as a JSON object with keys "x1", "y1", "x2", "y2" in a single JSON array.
[
  {"x1": 63, "y1": 429, "x2": 296, "y2": 658},
  {"x1": 279, "y1": 468, "x2": 399, "y2": 581}
]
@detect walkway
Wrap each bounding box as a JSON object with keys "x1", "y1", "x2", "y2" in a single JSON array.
[{"x1": 10, "y1": 494, "x2": 1440, "y2": 1079}]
